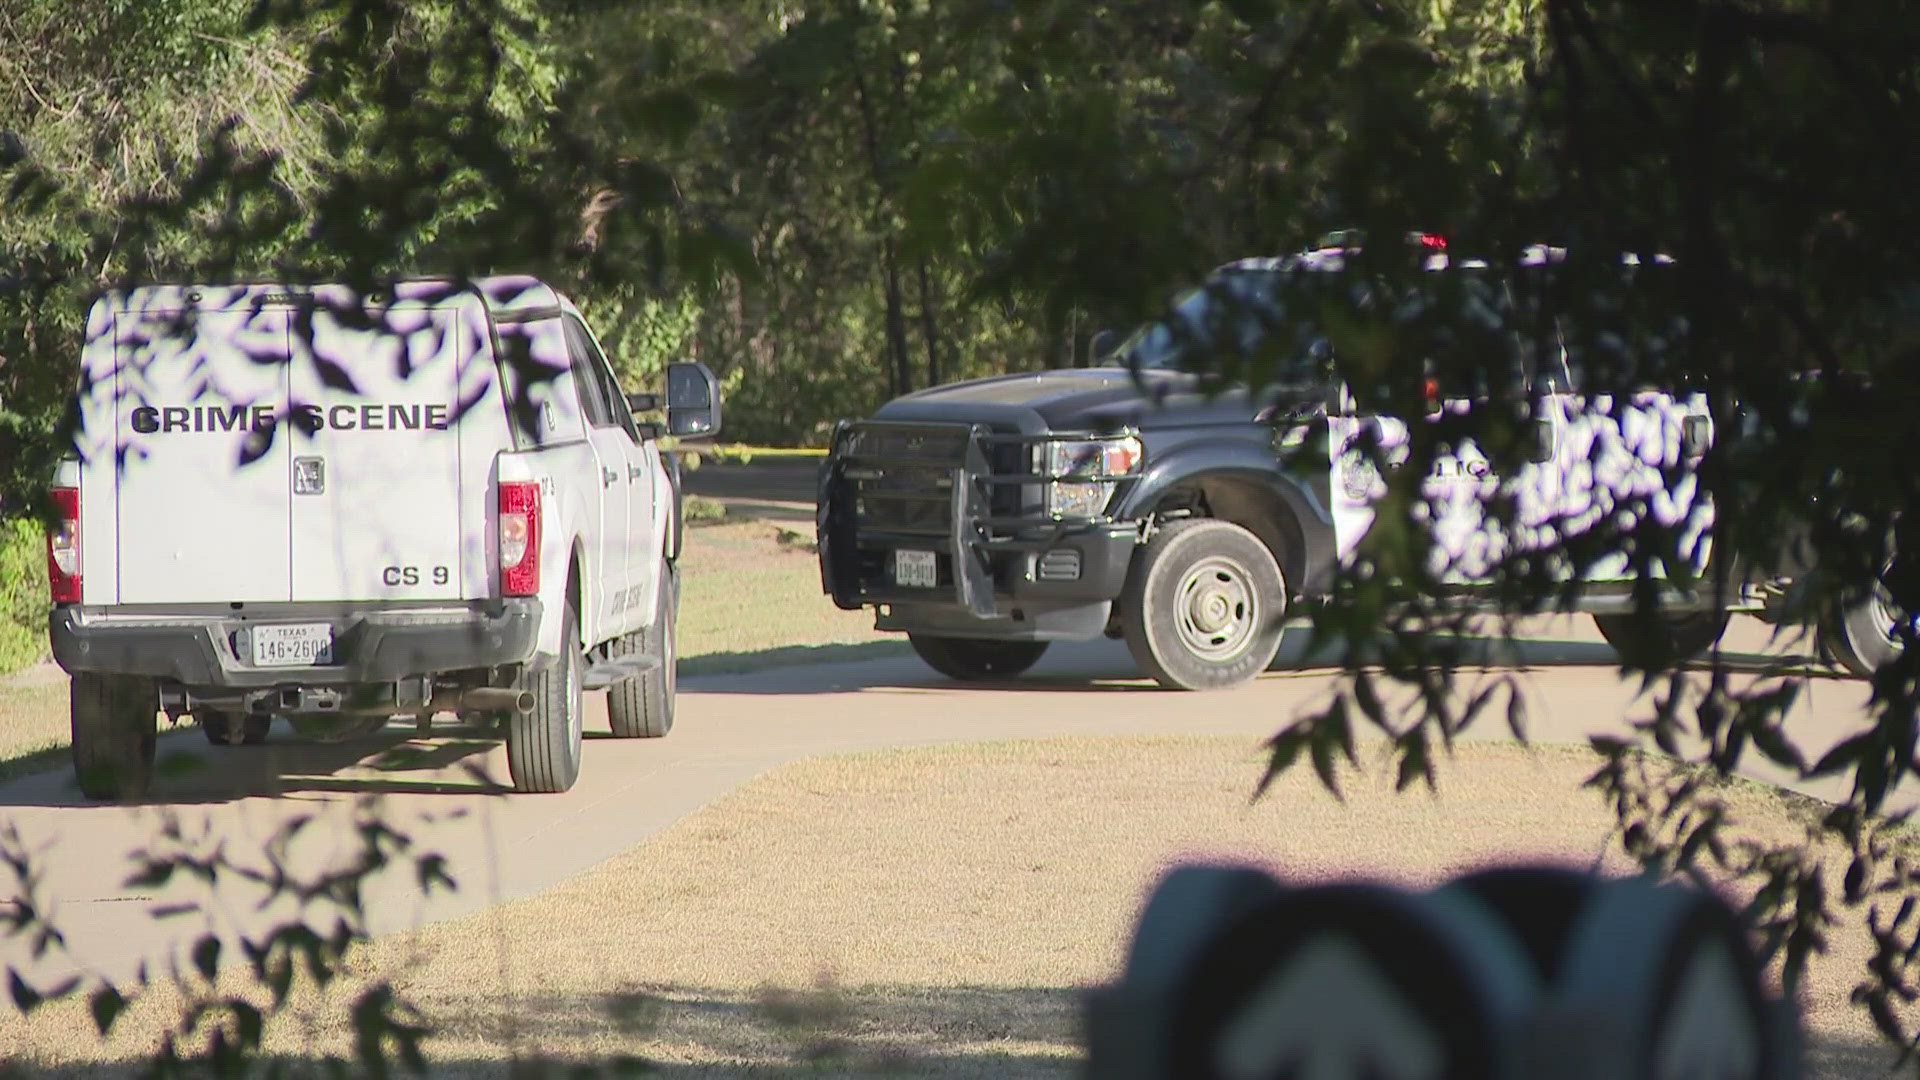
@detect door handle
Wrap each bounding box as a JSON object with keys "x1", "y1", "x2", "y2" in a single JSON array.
[
  {"x1": 602, "y1": 467, "x2": 618, "y2": 487},
  {"x1": 628, "y1": 465, "x2": 646, "y2": 480}
]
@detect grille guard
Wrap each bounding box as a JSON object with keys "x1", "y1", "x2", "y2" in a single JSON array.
[{"x1": 818, "y1": 420, "x2": 1141, "y2": 616}]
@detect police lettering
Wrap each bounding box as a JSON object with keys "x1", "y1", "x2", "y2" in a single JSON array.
[{"x1": 131, "y1": 403, "x2": 452, "y2": 434}]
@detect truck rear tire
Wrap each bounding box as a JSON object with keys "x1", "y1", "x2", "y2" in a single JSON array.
[
  {"x1": 507, "y1": 601, "x2": 585, "y2": 793},
  {"x1": 1121, "y1": 519, "x2": 1287, "y2": 691},
  {"x1": 1592, "y1": 610, "x2": 1729, "y2": 668},
  {"x1": 908, "y1": 635, "x2": 1050, "y2": 681},
  {"x1": 72, "y1": 673, "x2": 158, "y2": 801},
  {"x1": 200, "y1": 709, "x2": 270, "y2": 746},
  {"x1": 608, "y1": 561, "x2": 679, "y2": 738}
]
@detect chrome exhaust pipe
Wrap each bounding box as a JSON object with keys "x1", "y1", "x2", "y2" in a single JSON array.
[{"x1": 459, "y1": 687, "x2": 535, "y2": 714}]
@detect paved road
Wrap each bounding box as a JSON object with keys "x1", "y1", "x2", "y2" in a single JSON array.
[{"x1": 0, "y1": 614, "x2": 1879, "y2": 988}]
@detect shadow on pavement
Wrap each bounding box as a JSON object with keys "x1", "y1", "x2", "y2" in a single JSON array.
[
  {"x1": 680, "y1": 640, "x2": 909, "y2": 677},
  {"x1": 0, "y1": 725, "x2": 506, "y2": 808},
  {"x1": 683, "y1": 629, "x2": 1845, "y2": 696}
]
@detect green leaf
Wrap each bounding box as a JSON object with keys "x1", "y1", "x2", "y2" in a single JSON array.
[
  {"x1": 1845, "y1": 856, "x2": 1868, "y2": 904},
  {"x1": 1750, "y1": 721, "x2": 1805, "y2": 772},
  {"x1": 231, "y1": 998, "x2": 265, "y2": 1049},
  {"x1": 1254, "y1": 729, "x2": 1305, "y2": 799},
  {"x1": 1395, "y1": 730, "x2": 1431, "y2": 793},
  {"x1": 1309, "y1": 728, "x2": 1343, "y2": 802},
  {"x1": 123, "y1": 861, "x2": 176, "y2": 890},
  {"x1": 8, "y1": 971, "x2": 40, "y2": 1014},
  {"x1": 90, "y1": 985, "x2": 128, "y2": 1036},
  {"x1": 415, "y1": 854, "x2": 456, "y2": 896},
  {"x1": 1812, "y1": 732, "x2": 1873, "y2": 778},
  {"x1": 193, "y1": 935, "x2": 221, "y2": 983}
]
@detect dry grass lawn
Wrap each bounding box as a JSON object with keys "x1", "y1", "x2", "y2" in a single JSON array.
[
  {"x1": 675, "y1": 520, "x2": 901, "y2": 675},
  {"x1": 1, "y1": 736, "x2": 1897, "y2": 1077}
]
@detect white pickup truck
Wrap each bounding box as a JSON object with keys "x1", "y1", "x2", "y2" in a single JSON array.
[{"x1": 46, "y1": 276, "x2": 721, "y2": 798}]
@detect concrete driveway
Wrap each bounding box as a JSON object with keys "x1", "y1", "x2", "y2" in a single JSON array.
[{"x1": 0, "y1": 613, "x2": 1876, "y2": 991}]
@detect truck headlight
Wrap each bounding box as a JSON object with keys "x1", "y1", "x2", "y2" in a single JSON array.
[{"x1": 1038, "y1": 436, "x2": 1142, "y2": 519}]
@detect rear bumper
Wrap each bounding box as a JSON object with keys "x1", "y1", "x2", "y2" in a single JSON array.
[{"x1": 49, "y1": 600, "x2": 541, "y2": 687}]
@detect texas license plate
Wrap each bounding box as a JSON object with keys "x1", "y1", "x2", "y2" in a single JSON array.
[
  {"x1": 251, "y1": 623, "x2": 333, "y2": 667},
  {"x1": 894, "y1": 549, "x2": 938, "y2": 589}
]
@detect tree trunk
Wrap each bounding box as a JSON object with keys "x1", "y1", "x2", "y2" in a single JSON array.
[
  {"x1": 916, "y1": 256, "x2": 941, "y2": 387},
  {"x1": 880, "y1": 236, "x2": 911, "y2": 398},
  {"x1": 848, "y1": 25, "x2": 910, "y2": 398}
]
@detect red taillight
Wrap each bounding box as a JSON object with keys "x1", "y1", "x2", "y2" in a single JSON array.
[
  {"x1": 47, "y1": 486, "x2": 81, "y2": 604},
  {"x1": 1417, "y1": 233, "x2": 1448, "y2": 249},
  {"x1": 499, "y1": 481, "x2": 541, "y2": 597}
]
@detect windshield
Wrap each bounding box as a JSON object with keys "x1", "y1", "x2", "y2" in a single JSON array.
[{"x1": 1116, "y1": 268, "x2": 1335, "y2": 387}]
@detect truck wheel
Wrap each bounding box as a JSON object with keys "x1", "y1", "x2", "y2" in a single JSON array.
[
  {"x1": 199, "y1": 709, "x2": 271, "y2": 746},
  {"x1": 608, "y1": 561, "x2": 679, "y2": 738},
  {"x1": 71, "y1": 673, "x2": 158, "y2": 801},
  {"x1": 908, "y1": 635, "x2": 1050, "y2": 681},
  {"x1": 1822, "y1": 573, "x2": 1911, "y2": 678},
  {"x1": 1121, "y1": 519, "x2": 1287, "y2": 691},
  {"x1": 1592, "y1": 611, "x2": 1729, "y2": 668},
  {"x1": 507, "y1": 601, "x2": 585, "y2": 793}
]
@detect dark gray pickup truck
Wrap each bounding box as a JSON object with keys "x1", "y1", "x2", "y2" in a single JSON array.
[{"x1": 816, "y1": 246, "x2": 1903, "y2": 689}]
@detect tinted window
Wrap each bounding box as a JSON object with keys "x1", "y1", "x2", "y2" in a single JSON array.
[
  {"x1": 565, "y1": 316, "x2": 637, "y2": 439},
  {"x1": 1120, "y1": 269, "x2": 1336, "y2": 390}
]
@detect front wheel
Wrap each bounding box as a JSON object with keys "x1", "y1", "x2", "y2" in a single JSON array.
[
  {"x1": 1121, "y1": 519, "x2": 1287, "y2": 691},
  {"x1": 1592, "y1": 610, "x2": 1730, "y2": 668},
  {"x1": 71, "y1": 673, "x2": 158, "y2": 801},
  {"x1": 908, "y1": 635, "x2": 1050, "y2": 681},
  {"x1": 506, "y1": 600, "x2": 585, "y2": 793}
]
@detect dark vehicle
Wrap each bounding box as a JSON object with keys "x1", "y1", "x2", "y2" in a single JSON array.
[{"x1": 816, "y1": 244, "x2": 1835, "y2": 689}]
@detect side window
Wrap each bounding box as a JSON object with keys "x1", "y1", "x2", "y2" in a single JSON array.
[
  {"x1": 495, "y1": 315, "x2": 583, "y2": 447},
  {"x1": 563, "y1": 318, "x2": 615, "y2": 430},
  {"x1": 565, "y1": 316, "x2": 643, "y2": 443}
]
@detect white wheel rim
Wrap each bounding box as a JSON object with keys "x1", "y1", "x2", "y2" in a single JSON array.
[{"x1": 1174, "y1": 555, "x2": 1259, "y2": 662}]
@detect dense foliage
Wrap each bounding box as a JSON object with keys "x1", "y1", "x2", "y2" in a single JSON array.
[{"x1": 5, "y1": 0, "x2": 1920, "y2": 1067}]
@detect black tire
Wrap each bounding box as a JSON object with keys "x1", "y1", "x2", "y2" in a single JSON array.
[
  {"x1": 1592, "y1": 610, "x2": 1730, "y2": 668},
  {"x1": 608, "y1": 561, "x2": 679, "y2": 738},
  {"x1": 908, "y1": 635, "x2": 1050, "y2": 681},
  {"x1": 1121, "y1": 519, "x2": 1288, "y2": 691},
  {"x1": 1822, "y1": 573, "x2": 1910, "y2": 679},
  {"x1": 200, "y1": 709, "x2": 271, "y2": 746},
  {"x1": 71, "y1": 673, "x2": 158, "y2": 801},
  {"x1": 507, "y1": 600, "x2": 585, "y2": 793}
]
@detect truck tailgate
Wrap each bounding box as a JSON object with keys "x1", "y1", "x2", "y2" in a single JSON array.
[
  {"x1": 287, "y1": 304, "x2": 469, "y2": 603},
  {"x1": 104, "y1": 296, "x2": 477, "y2": 606}
]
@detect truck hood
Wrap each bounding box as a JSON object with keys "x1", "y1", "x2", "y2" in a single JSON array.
[{"x1": 876, "y1": 367, "x2": 1302, "y2": 431}]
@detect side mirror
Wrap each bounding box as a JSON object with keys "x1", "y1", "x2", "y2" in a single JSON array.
[
  {"x1": 665, "y1": 360, "x2": 723, "y2": 440},
  {"x1": 625, "y1": 392, "x2": 660, "y2": 413},
  {"x1": 1089, "y1": 329, "x2": 1119, "y2": 364}
]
